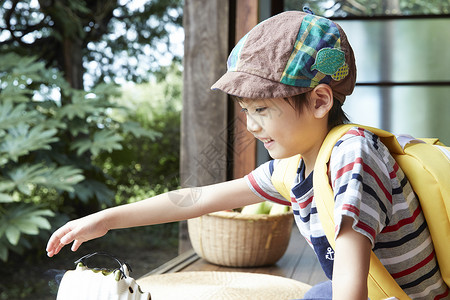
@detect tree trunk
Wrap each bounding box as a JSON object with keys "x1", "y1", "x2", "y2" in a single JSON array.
[{"x1": 63, "y1": 37, "x2": 84, "y2": 90}]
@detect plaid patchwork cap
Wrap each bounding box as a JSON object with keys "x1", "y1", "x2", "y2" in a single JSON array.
[{"x1": 211, "y1": 11, "x2": 356, "y2": 103}]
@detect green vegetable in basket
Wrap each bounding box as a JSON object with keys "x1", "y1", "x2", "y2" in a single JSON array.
[
  {"x1": 241, "y1": 201, "x2": 272, "y2": 214},
  {"x1": 269, "y1": 203, "x2": 290, "y2": 215}
]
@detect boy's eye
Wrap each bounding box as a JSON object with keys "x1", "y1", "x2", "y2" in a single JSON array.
[
  {"x1": 240, "y1": 108, "x2": 248, "y2": 114},
  {"x1": 255, "y1": 107, "x2": 267, "y2": 113}
]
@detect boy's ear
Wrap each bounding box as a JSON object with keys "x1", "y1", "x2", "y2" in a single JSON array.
[{"x1": 309, "y1": 84, "x2": 334, "y2": 119}]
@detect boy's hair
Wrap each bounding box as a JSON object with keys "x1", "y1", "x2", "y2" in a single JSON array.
[{"x1": 286, "y1": 93, "x2": 349, "y2": 129}]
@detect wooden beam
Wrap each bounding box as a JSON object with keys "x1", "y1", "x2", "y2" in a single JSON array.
[
  {"x1": 180, "y1": 0, "x2": 230, "y2": 253},
  {"x1": 235, "y1": 0, "x2": 259, "y2": 41},
  {"x1": 181, "y1": 0, "x2": 230, "y2": 186},
  {"x1": 232, "y1": 0, "x2": 259, "y2": 179}
]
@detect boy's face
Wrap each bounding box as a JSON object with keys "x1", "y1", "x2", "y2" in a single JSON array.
[{"x1": 239, "y1": 96, "x2": 322, "y2": 159}]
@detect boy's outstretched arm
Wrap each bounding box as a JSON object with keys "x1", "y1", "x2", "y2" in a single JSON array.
[
  {"x1": 332, "y1": 216, "x2": 372, "y2": 300},
  {"x1": 46, "y1": 178, "x2": 262, "y2": 257}
]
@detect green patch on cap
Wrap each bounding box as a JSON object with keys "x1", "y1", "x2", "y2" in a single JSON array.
[{"x1": 311, "y1": 48, "x2": 345, "y2": 76}]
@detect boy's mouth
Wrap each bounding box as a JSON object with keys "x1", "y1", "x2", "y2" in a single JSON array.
[
  {"x1": 259, "y1": 138, "x2": 274, "y2": 149},
  {"x1": 260, "y1": 138, "x2": 273, "y2": 143}
]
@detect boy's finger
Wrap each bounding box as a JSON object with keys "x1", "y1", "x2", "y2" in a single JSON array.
[
  {"x1": 46, "y1": 225, "x2": 74, "y2": 254},
  {"x1": 47, "y1": 242, "x2": 63, "y2": 257},
  {"x1": 71, "y1": 240, "x2": 83, "y2": 252},
  {"x1": 60, "y1": 230, "x2": 77, "y2": 245}
]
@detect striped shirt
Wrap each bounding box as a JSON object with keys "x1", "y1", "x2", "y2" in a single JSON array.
[{"x1": 245, "y1": 127, "x2": 449, "y2": 299}]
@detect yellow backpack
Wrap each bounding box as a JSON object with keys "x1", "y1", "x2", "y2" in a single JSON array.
[{"x1": 272, "y1": 124, "x2": 450, "y2": 300}]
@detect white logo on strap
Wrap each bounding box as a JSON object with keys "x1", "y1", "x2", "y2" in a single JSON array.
[{"x1": 326, "y1": 247, "x2": 334, "y2": 260}]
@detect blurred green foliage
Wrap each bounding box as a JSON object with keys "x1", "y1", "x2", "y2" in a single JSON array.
[
  {"x1": 0, "y1": 53, "x2": 182, "y2": 262},
  {"x1": 0, "y1": 53, "x2": 180, "y2": 261},
  {"x1": 0, "y1": 0, "x2": 183, "y2": 263},
  {"x1": 97, "y1": 63, "x2": 183, "y2": 204}
]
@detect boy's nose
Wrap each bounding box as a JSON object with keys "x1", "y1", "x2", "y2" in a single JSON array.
[{"x1": 246, "y1": 115, "x2": 261, "y2": 133}]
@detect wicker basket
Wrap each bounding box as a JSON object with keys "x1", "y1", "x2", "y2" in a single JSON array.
[{"x1": 187, "y1": 210, "x2": 294, "y2": 267}]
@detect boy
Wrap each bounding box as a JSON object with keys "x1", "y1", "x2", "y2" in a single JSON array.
[{"x1": 46, "y1": 11, "x2": 448, "y2": 299}]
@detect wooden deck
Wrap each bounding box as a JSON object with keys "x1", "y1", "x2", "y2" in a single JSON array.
[{"x1": 140, "y1": 225, "x2": 328, "y2": 287}]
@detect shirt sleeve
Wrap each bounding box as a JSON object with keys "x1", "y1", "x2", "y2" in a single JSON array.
[
  {"x1": 330, "y1": 129, "x2": 393, "y2": 247},
  {"x1": 244, "y1": 160, "x2": 291, "y2": 206}
]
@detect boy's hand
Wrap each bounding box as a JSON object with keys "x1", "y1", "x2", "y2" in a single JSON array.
[{"x1": 46, "y1": 212, "x2": 109, "y2": 257}]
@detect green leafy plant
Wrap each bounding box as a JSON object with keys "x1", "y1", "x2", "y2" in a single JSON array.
[
  {"x1": 0, "y1": 204, "x2": 54, "y2": 261},
  {"x1": 0, "y1": 53, "x2": 157, "y2": 261}
]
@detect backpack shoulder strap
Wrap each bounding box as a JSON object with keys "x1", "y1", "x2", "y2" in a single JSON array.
[
  {"x1": 271, "y1": 155, "x2": 301, "y2": 202},
  {"x1": 313, "y1": 124, "x2": 410, "y2": 299}
]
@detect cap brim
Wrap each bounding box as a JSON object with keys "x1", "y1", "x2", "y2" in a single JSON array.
[{"x1": 211, "y1": 71, "x2": 312, "y2": 99}]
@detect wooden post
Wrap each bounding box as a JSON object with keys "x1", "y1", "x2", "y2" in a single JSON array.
[
  {"x1": 179, "y1": 0, "x2": 230, "y2": 253},
  {"x1": 232, "y1": 0, "x2": 259, "y2": 179}
]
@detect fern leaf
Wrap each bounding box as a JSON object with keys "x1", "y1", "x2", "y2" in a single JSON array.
[
  {"x1": 57, "y1": 101, "x2": 98, "y2": 120},
  {"x1": 0, "y1": 102, "x2": 39, "y2": 130},
  {"x1": 0, "y1": 204, "x2": 54, "y2": 246},
  {"x1": 0, "y1": 181, "x2": 15, "y2": 203},
  {"x1": 7, "y1": 164, "x2": 46, "y2": 195},
  {"x1": 38, "y1": 166, "x2": 85, "y2": 192},
  {"x1": 0, "y1": 124, "x2": 58, "y2": 164},
  {"x1": 0, "y1": 181, "x2": 15, "y2": 192},
  {"x1": 11, "y1": 56, "x2": 46, "y2": 76},
  {"x1": 121, "y1": 121, "x2": 161, "y2": 139},
  {"x1": 71, "y1": 130, "x2": 123, "y2": 156},
  {"x1": 5, "y1": 226, "x2": 20, "y2": 245},
  {"x1": 0, "y1": 193, "x2": 13, "y2": 203},
  {"x1": 6, "y1": 164, "x2": 84, "y2": 194},
  {"x1": 69, "y1": 179, "x2": 113, "y2": 205}
]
